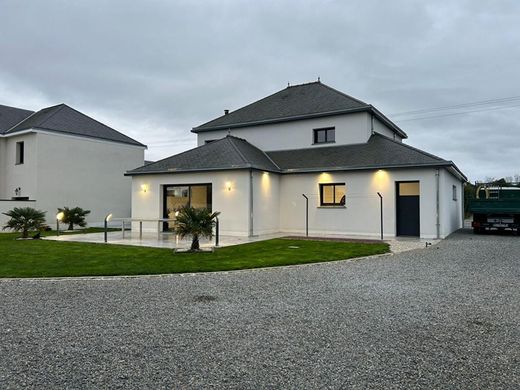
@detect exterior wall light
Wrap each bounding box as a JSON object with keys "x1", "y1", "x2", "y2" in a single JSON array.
[
  {"x1": 141, "y1": 184, "x2": 149, "y2": 193},
  {"x1": 225, "y1": 181, "x2": 232, "y2": 191},
  {"x1": 56, "y1": 211, "x2": 65, "y2": 236},
  {"x1": 104, "y1": 213, "x2": 113, "y2": 243}
]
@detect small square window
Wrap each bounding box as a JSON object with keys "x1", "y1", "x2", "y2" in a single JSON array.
[
  {"x1": 452, "y1": 185, "x2": 457, "y2": 201},
  {"x1": 15, "y1": 141, "x2": 24, "y2": 165},
  {"x1": 320, "y1": 183, "x2": 346, "y2": 206},
  {"x1": 313, "y1": 127, "x2": 335, "y2": 144}
]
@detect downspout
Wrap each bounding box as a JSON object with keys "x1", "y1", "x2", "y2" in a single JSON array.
[
  {"x1": 435, "y1": 168, "x2": 440, "y2": 239},
  {"x1": 249, "y1": 168, "x2": 254, "y2": 237}
]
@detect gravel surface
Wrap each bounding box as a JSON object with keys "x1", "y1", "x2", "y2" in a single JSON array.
[{"x1": 0, "y1": 229, "x2": 519, "y2": 389}]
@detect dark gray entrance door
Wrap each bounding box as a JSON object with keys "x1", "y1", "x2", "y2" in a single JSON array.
[{"x1": 396, "y1": 181, "x2": 420, "y2": 237}]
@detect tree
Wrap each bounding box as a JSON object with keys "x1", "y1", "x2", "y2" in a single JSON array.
[
  {"x1": 2, "y1": 207, "x2": 47, "y2": 238},
  {"x1": 58, "y1": 207, "x2": 91, "y2": 230},
  {"x1": 174, "y1": 206, "x2": 220, "y2": 251}
]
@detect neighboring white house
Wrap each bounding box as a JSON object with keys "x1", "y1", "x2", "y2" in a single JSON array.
[
  {"x1": 127, "y1": 81, "x2": 466, "y2": 239},
  {"x1": 0, "y1": 103, "x2": 146, "y2": 227}
]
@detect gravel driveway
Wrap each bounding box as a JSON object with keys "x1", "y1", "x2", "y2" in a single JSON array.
[{"x1": 0, "y1": 229, "x2": 519, "y2": 389}]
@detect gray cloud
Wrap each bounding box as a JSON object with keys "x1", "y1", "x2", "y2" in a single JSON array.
[{"x1": 1, "y1": 0, "x2": 519, "y2": 181}]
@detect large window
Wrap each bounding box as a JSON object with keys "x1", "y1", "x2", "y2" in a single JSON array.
[
  {"x1": 163, "y1": 184, "x2": 212, "y2": 230},
  {"x1": 15, "y1": 141, "x2": 24, "y2": 164},
  {"x1": 313, "y1": 127, "x2": 335, "y2": 144},
  {"x1": 319, "y1": 183, "x2": 346, "y2": 206}
]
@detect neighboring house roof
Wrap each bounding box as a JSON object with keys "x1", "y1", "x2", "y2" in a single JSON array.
[
  {"x1": 192, "y1": 81, "x2": 407, "y2": 139},
  {"x1": 126, "y1": 134, "x2": 466, "y2": 180},
  {"x1": 4, "y1": 103, "x2": 145, "y2": 147},
  {"x1": 126, "y1": 135, "x2": 279, "y2": 175},
  {"x1": 0, "y1": 104, "x2": 34, "y2": 134}
]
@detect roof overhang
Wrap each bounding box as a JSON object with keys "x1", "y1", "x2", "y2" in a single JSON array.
[{"x1": 126, "y1": 161, "x2": 467, "y2": 178}]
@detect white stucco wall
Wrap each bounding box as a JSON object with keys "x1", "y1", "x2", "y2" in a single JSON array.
[
  {"x1": 132, "y1": 170, "x2": 251, "y2": 235},
  {"x1": 197, "y1": 113, "x2": 375, "y2": 150},
  {"x1": 372, "y1": 117, "x2": 403, "y2": 142},
  {"x1": 34, "y1": 132, "x2": 144, "y2": 225},
  {"x1": 278, "y1": 168, "x2": 441, "y2": 239},
  {"x1": 439, "y1": 169, "x2": 464, "y2": 237},
  {"x1": 252, "y1": 171, "x2": 281, "y2": 235},
  {"x1": 1, "y1": 133, "x2": 38, "y2": 200},
  {"x1": 131, "y1": 167, "x2": 462, "y2": 240}
]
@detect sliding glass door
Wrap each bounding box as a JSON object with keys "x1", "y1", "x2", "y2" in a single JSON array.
[{"x1": 163, "y1": 184, "x2": 212, "y2": 231}]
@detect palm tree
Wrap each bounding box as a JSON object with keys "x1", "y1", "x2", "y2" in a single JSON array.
[
  {"x1": 57, "y1": 207, "x2": 91, "y2": 230},
  {"x1": 2, "y1": 207, "x2": 47, "y2": 238},
  {"x1": 174, "y1": 206, "x2": 220, "y2": 251}
]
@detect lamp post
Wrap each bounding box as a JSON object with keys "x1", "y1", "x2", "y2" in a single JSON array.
[
  {"x1": 377, "y1": 192, "x2": 383, "y2": 240},
  {"x1": 56, "y1": 212, "x2": 64, "y2": 236},
  {"x1": 104, "y1": 213, "x2": 113, "y2": 243}
]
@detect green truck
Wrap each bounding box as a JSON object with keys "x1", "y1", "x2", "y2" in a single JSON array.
[{"x1": 469, "y1": 185, "x2": 520, "y2": 234}]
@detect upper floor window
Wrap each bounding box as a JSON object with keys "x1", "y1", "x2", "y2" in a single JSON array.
[
  {"x1": 313, "y1": 127, "x2": 335, "y2": 144},
  {"x1": 319, "y1": 183, "x2": 346, "y2": 206},
  {"x1": 15, "y1": 141, "x2": 24, "y2": 165}
]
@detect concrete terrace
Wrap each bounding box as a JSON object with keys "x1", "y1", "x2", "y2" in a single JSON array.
[{"x1": 44, "y1": 230, "x2": 439, "y2": 253}]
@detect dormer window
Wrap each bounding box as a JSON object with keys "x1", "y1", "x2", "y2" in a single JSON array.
[{"x1": 313, "y1": 127, "x2": 335, "y2": 144}]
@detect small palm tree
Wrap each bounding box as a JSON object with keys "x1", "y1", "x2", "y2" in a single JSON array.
[
  {"x1": 58, "y1": 207, "x2": 91, "y2": 230},
  {"x1": 2, "y1": 207, "x2": 47, "y2": 238},
  {"x1": 175, "y1": 206, "x2": 220, "y2": 251}
]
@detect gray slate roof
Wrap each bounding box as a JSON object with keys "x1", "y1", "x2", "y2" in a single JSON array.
[
  {"x1": 126, "y1": 136, "x2": 279, "y2": 175},
  {"x1": 4, "y1": 104, "x2": 145, "y2": 147},
  {"x1": 127, "y1": 134, "x2": 465, "y2": 180},
  {"x1": 0, "y1": 104, "x2": 34, "y2": 134},
  {"x1": 193, "y1": 81, "x2": 370, "y2": 132},
  {"x1": 268, "y1": 133, "x2": 451, "y2": 171}
]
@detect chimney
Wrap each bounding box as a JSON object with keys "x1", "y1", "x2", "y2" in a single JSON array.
[{"x1": 224, "y1": 109, "x2": 229, "y2": 115}]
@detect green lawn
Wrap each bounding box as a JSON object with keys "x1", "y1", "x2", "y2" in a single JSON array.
[{"x1": 0, "y1": 232, "x2": 389, "y2": 278}]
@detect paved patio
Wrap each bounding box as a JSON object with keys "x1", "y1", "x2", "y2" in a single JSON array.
[{"x1": 45, "y1": 230, "x2": 439, "y2": 253}]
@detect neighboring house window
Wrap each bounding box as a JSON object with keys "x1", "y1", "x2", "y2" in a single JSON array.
[
  {"x1": 319, "y1": 183, "x2": 346, "y2": 206},
  {"x1": 452, "y1": 185, "x2": 457, "y2": 201},
  {"x1": 15, "y1": 142, "x2": 24, "y2": 164},
  {"x1": 313, "y1": 127, "x2": 335, "y2": 144}
]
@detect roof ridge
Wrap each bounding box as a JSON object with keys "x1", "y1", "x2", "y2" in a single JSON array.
[
  {"x1": 4, "y1": 109, "x2": 40, "y2": 133},
  {"x1": 372, "y1": 133, "x2": 447, "y2": 162},
  {"x1": 286, "y1": 80, "x2": 321, "y2": 89},
  {"x1": 57, "y1": 104, "x2": 146, "y2": 147},
  {"x1": 230, "y1": 135, "x2": 282, "y2": 170},
  {"x1": 226, "y1": 136, "x2": 251, "y2": 166},
  {"x1": 35, "y1": 104, "x2": 67, "y2": 128}
]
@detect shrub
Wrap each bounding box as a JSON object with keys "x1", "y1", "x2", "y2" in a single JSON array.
[
  {"x1": 2, "y1": 207, "x2": 47, "y2": 238},
  {"x1": 175, "y1": 206, "x2": 220, "y2": 250},
  {"x1": 58, "y1": 207, "x2": 91, "y2": 230}
]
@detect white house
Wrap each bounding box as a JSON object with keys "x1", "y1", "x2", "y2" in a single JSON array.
[
  {"x1": 127, "y1": 81, "x2": 466, "y2": 239},
  {"x1": 0, "y1": 103, "x2": 146, "y2": 227}
]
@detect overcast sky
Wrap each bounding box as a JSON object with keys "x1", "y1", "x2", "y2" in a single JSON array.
[{"x1": 1, "y1": 0, "x2": 519, "y2": 182}]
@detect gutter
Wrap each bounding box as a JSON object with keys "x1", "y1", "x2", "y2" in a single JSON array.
[{"x1": 125, "y1": 162, "x2": 457, "y2": 176}]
